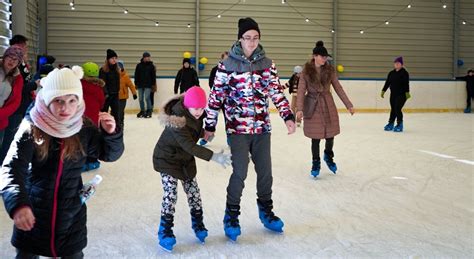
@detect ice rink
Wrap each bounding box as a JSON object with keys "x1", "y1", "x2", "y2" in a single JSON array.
[{"x1": 1, "y1": 112, "x2": 473, "y2": 258}]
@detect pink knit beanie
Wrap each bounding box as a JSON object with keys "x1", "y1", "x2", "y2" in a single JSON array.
[{"x1": 184, "y1": 86, "x2": 207, "y2": 108}]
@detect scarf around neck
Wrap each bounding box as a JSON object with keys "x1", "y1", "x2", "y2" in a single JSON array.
[{"x1": 30, "y1": 90, "x2": 85, "y2": 138}]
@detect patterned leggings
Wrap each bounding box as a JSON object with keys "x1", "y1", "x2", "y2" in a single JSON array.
[{"x1": 160, "y1": 173, "x2": 202, "y2": 216}]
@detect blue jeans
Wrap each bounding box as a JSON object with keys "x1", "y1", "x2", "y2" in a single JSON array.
[{"x1": 138, "y1": 88, "x2": 152, "y2": 111}]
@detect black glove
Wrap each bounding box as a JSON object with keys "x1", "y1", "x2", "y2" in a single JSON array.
[{"x1": 133, "y1": 94, "x2": 138, "y2": 100}]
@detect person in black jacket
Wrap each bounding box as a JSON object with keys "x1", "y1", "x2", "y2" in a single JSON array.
[
  {"x1": 99, "y1": 49, "x2": 121, "y2": 124},
  {"x1": 456, "y1": 69, "x2": 474, "y2": 113},
  {"x1": 153, "y1": 86, "x2": 230, "y2": 252},
  {"x1": 381, "y1": 56, "x2": 411, "y2": 132},
  {"x1": 174, "y1": 58, "x2": 199, "y2": 94},
  {"x1": 0, "y1": 66, "x2": 124, "y2": 258},
  {"x1": 134, "y1": 51, "x2": 156, "y2": 118},
  {"x1": 208, "y1": 51, "x2": 229, "y2": 89}
]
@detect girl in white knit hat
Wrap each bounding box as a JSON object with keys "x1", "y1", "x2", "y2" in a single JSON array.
[{"x1": 0, "y1": 66, "x2": 124, "y2": 258}]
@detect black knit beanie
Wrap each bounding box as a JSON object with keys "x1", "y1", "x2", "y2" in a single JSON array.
[
  {"x1": 183, "y1": 58, "x2": 191, "y2": 65},
  {"x1": 106, "y1": 49, "x2": 118, "y2": 60},
  {"x1": 238, "y1": 17, "x2": 260, "y2": 39}
]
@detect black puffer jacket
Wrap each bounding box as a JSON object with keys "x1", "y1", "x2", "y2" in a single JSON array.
[
  {"x1": 99, "y1": 65, "x2": 120, "y2": 95},
  {"x1": 153, "y1": 96, "x2": 213, "y2": 180},
  {"x1": 382, "y1": 67, "x2": 410, "y2": 96},
  {"x1": 134, "y1": 60, "x2": 156, "y2": 89},
  {"x1": 1, "y1": 118, "x2": 124, "y2": 257},
  {"x1": 174, "y1": 67, "x2": 200, "y2": 94}
]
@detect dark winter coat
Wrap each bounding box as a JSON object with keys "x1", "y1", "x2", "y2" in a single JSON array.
[
  {"x1": 13, "y1": 62, "x2": 35, "y2": 117},
  {"x1": 287, "y1": 73, "x2": 300, "y2": 94},
  {"x1": 174, "y1": 67, "x2": 200, "y2": 94},
  {"x1": 456, "y1": 75, "x2": 474, "y2": 97},
  {"x1": 1, "y1": 117, "x2": 124, "y2": 257},
  {"x1": 134, "y1": 61, "x2": 156, "y2": 89},
  {"x1": 99, "y1": 64, "x2": 120, "y2": 95},
  {"x1": 382, "y1": 67, "x2": 410, "y2": 96},
  {"x1": 153, "y1": 96, "x2": 213, "y2": 180}
]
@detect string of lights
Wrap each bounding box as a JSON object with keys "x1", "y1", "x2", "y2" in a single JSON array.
[{"x1": 68, "y1": 0, "x2": 471, "y2": 32}]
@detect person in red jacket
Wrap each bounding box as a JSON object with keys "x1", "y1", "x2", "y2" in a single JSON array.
[
  {"x1": 0, "y1": 46, "x2": 24, "y2": 150},
  {"x1": 80, "y1": 62, "x2": 105, "y2": 171}
]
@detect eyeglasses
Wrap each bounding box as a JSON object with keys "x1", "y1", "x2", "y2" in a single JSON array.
[{"x1": 242, "y1": 37, "x2": 260, "y2": 42}]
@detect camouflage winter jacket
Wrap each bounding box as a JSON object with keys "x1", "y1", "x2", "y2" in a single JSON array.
[{"x1": 205, "y1": 42, "x2": 294, "y2": 135}]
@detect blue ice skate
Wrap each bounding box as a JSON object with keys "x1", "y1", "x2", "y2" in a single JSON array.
[
  {"x1": 384, "y1": 122, "x2": 394, "y2": 131},
  {"x1": 223, "y1": 204, "x2": 241, "y2": 241},
  {"x1": 198, "y1": 139, "x2": 208, "y2": 146},
  {"x1": 464, "y1": 107, "x2": 471, "y2": 113},
  {"x1": 158, "y1": 215, "x2": 176, "y2": 252},
  {"x1": 311, "y1": 160, "x2": 321, "y2": 177},
  {"x1": 393, "y1": 122, "x2": 404, "y2": 132},
  {"x1": 257, "y1": 199, "x2": 284, "y2": 233},
  {"x1": 324, "y1": 154, "x2": 337, "y2": 174},
  {"x1": 191, "y1": 209, "x2": 208, "y2": 243}
]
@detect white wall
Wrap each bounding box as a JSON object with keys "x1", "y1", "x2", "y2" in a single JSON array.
[{"x1": 125, "y1": 79, "x2": 467, "y2": 112}]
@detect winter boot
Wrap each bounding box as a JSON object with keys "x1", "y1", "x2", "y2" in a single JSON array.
[
  {"x1": 464, "y1": 107, "x2": 471, "y2": 113},
  {"x1": 158, "y1": 214, "x2": 176, "y2": 252},
  {"x1": 311, "y1": 159, "x2": 321, "y2": 177},
  {"x1": 223, "y1": 204, "x2": 241, "y2": 241},
  {"x1": 191, "y1": 209, "x2": 208, "y2": 243},
  {"x1": 145, "y1": 110, "x2": 152, "y2": 118},
  {"x1": 323, "y1": 152, "x2": 337, "y2": 174},
  {"x1": 137, "y1": 110, "x2": 145, "y2": 118},
  {"x1": 257, "y1": 199, "x2": 284, "y2": 233},
  {"x1": 393, "y1": 122, "x2": 404, "y2": 132},
  {"x1": 384, "y1": 122, "x2": 394, "y2": 131}
]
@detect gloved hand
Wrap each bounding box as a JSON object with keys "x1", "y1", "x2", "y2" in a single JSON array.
[
  {"x1": 380, "y1": 91, "x2": 385, "y2": 98},
  {"x1": 211, "y1": 149, "x2": 232, "y2": 169},
  {"x1": 405, "y1": 92, "x2": 411, "y2": 100},
  {"x1": 133, "y1": 94, "x2": 138, "y2": 100}
]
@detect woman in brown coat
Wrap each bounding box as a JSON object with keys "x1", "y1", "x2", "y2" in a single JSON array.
[{"x1": 296, "y1": 41, "x2": 354, "y2": 177}]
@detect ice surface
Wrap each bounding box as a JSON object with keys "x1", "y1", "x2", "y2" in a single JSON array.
[{"x1": 1, "y1": 113, "x2": 472, "y2": 258}]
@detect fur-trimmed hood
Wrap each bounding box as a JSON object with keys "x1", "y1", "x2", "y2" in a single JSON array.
[
  {"x1": 159, "y1": 95, "x2": 187, "y2": 128},
  {"x1": 82, "y1": 76, "x2": 105, "y2": 87}
]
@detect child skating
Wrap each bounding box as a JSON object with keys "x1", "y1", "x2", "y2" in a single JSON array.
[{"x1": 152, "y1": 86, "x2": 231, "y2": 252}]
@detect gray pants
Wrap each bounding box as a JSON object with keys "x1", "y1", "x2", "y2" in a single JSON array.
[{"x1": 227, "y1": 134, "x2": 273, "y2": 205}]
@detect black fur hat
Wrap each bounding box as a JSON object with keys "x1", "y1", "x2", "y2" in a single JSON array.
[{"x1": 313, "y1": 41, "x2": 331, "y2": 57}]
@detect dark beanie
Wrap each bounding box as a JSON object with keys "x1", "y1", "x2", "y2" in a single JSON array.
[
  {"x1": 394, "y1": 56, "x2": 404, "y2": 65},
  {"x1": 143, "y1": 51, "x2": 151, "y2": 58},
  {"x1": 106, "y1": 49, "x2": 118, "y2": 60},
  {"x1": 313, "y1": 41, "x2": 331, "y2": 57},
  {"x1": 183, "y1": 58, "x2": 191, "y2": 65},
  {"x1": 238, "y1": 17, "x2": 260, "y2": 39}
]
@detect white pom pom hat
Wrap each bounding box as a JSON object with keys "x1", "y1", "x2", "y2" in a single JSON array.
[{"x1": 40, "y1": 65, "x2": 84, "y2": 105}]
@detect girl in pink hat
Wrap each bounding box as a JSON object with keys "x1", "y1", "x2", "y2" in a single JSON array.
[{"x1": 152, "y1": 86, "x2": 231, "y2": 252}]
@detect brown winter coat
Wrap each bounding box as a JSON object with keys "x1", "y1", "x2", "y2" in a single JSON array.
[{"x1": 296, "y1": 64, "x2": 353, "y2": 139}]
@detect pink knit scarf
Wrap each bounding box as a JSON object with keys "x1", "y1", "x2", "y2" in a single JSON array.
[{"x1": 30, "y1": 91, "x2": 85, "y2": 138}]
